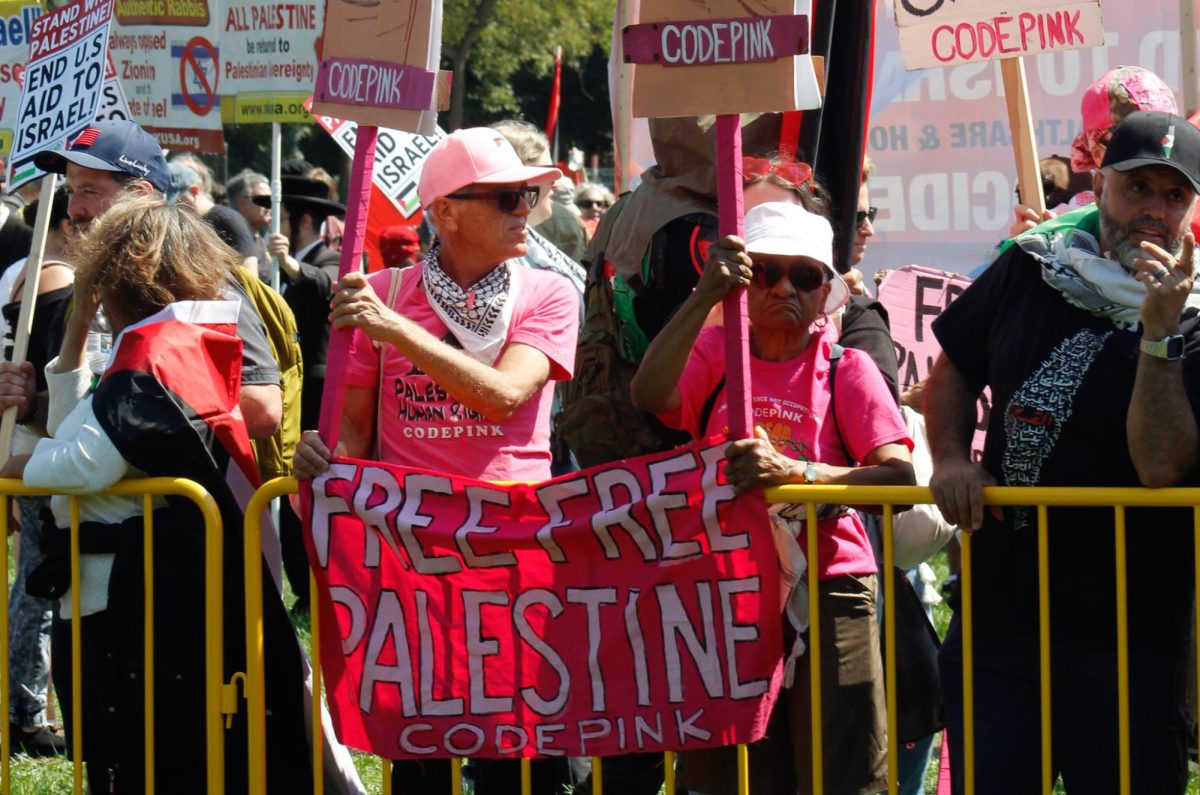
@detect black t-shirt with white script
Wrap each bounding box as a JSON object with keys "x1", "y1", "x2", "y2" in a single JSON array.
[{"x1": 933, "y1": 246, "x2": 1200, "y2": 654}]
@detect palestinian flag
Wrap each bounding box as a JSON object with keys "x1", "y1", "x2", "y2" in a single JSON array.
[{"x1": 89, "y1": 301, "x2": 315, "y2": 792}]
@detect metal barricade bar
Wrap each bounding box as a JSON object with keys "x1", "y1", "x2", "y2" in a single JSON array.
[
  {"x1": 0, "y1": 478, "x2": 221, "y2": 795},
  {"x1": 233, "y1": 480, "x2": 1200, "y2": 795}
]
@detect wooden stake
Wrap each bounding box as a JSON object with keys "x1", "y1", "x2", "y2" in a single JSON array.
[
  {"x1": 715, "y1": 114, "x2": 751, "y2": 441},
  {"x1": 1001, "y1": 57, "x2": 1046, "y2": 214},
  {"x1": 317, "y1": 126, "x2": 378, "y2": 447},
  {"x1": 0, "y1": 173, "x2": 57, "y2": 468}
]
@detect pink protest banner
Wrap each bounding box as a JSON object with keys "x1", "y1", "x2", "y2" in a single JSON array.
[
  {"x1": 877, "y1": 265, "x2": 989, "y2": 460},
  {"x1": 301, "y1": 438, "x2": 783, "y2": 759}
]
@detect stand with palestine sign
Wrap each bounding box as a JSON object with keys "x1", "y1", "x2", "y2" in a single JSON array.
[
  {"x1": 0, "y1": 0, "x2": 115, "y2": 465},
  {"x1": 7, "y1": 0, "x2": 114, "y2": 188},
  {"x1": 893, "y1": 0, "x2": 1105, "y2": 213}
]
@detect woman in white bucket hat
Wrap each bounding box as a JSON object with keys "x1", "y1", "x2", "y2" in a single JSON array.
[{"x1": 632, "y1": 201, "x2": 914, "y2": 795}]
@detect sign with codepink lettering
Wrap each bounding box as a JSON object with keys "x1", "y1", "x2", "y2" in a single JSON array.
[
  {"x1": 894, "y1": 0, "x2": 1105, "y2": 70},
  {"x1": 627, "y1": 0, "x2": 822, "y2": 118},
  {"x1": 302, "y1": 439, "x2": 783, "y2": 758}
]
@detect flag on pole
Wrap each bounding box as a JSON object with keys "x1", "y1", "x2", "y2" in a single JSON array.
[{"x1": 546, "y1": 46, "x2": 562, "y2": 157}]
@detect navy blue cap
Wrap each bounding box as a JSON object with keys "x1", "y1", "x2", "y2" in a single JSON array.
[{"x1": 33, "y1": 120, "x2": 169, "y2": 194}]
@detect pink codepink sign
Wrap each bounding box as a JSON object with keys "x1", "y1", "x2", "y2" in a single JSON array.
[
  {"x1": 877, "y1": 265, "x2": 989, "y2": 461},
  {"x1": 301, "y1": 440, "x2": 783, "y2": 759}
]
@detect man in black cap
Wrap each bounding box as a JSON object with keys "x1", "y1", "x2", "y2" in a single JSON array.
[
  {"x1": 925, "y1": 111, "x2": 1200, "y2": 794},
  {"x1": 257, "y1": 175, "x2": 344, "y2": 608}
]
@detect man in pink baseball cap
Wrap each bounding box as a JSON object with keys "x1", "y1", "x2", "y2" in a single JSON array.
[{"x1": 291, "y1": 127, "x2": 579, "y2": 793}]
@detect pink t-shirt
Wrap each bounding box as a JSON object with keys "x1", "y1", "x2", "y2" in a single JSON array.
[
  {"x1": 344, "y1": 263, "x2": 579, "y2": 482},
  {"x1": 661, "y1": 325, "x2": 910, "y2": 579}
]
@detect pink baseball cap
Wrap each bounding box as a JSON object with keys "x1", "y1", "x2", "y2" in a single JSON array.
[{"x1": 418, "y1": 128, "x2": 562, "y2": 209}]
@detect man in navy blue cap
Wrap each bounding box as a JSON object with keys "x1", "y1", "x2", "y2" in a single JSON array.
[{"x1": 32, "y1": 119, "x2": 169, "y2": 234}]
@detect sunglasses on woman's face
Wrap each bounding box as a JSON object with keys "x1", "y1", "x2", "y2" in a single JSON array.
[
  {"x1": 750, "y1": 259, "x2": 828, "y2": 292},
  {"x1": 446, "y1": 186, "x2": 541, "y2": 213},
  {"x1": 576, "y1": 198, "x2": 610, "y2": 210}
]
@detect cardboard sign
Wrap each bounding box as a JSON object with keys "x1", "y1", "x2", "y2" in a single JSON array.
[
  {"x1": 310, "y1": 0, "x2": 441, "y2": 133},
  {"x1": 7, "y1": 0, "x2": 115, "y2": 189},
  {"x1": 308, "y1": 99, "x2": 444, "y2": 218},
  {"x1": 94, "y1": 49, "x2": 131, "y2": 122},
  {"x1": 894, "y1": 0, "x2": 1104, "y2": 70},
  {"x1": 0, "y1": 1, "x2": 40, "y2": 159},
  {"x1": 107, "y1": 2, "x2": 224, "y2": 151},
  {"x1": 629, "y1": 0, "x2": 821, "y2": 118},
  {"x1": 218, "y1": 0, "x2": 322, "y2": 124},
  {"x1": 301, "y1": 440, "x2": 783, "y2": 759},
  {"x1": 877, "y1": 265, "x2": 988, "y2": 461}
]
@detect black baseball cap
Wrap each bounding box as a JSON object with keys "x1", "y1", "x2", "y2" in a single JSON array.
[
  {"x1": 33, "y1": 120, "x2": 169, "y2": 194},
  {"x1": 1101, "y1": 111, "x2": 1200, "y2": 193}
]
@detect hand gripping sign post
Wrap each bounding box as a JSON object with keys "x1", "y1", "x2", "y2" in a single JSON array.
[
  {"x1": 893, "y1": 0, "x2": 1104, "y2": 214},
  {"x1": 0, "y1": 0, "x2": 115, "y2": 465},
  {"x1": 309, "y1": 0, "x2": 442, "y2": 445},
  {"x1": 624, "y1": 0, "x2": 821, "y2": 787}
]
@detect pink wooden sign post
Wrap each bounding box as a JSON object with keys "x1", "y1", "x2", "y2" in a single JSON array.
[
  {"x1": 310, "y1": 0, "x2": 443, "y2": 446},
  {"x1": 625, "y1": 0, "x2": 822, "y2": 439}
]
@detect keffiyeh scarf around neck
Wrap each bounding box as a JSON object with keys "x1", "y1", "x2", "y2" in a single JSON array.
[
  {"x1": 421, "y1": 242, "x2": 520, "y2": 364},
  {"x1": 1004, "y1": 204, "x2": 1200, "y2": 330}
]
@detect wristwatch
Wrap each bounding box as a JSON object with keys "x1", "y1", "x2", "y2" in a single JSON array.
[
  {"x1": 1140, "y1": 334, "x2": 1186, "y2": 362},
  {"x1": 803, "y1": 460, "x2": 820, "y2": 484}
]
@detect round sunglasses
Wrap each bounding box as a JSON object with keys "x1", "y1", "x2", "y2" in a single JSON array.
[
  {"x1": 750, "y1": 260, "x2": 828, "y2": 292},
  {"x1": 446, "y1": 186, "x2": 541, "y2": 213}
]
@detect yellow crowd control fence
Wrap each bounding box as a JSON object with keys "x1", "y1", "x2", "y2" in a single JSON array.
[
  {"x1": 4, "y1": 479, "x2": 1195, "y2": 793},
  {"x1": 0, "y1": 478, "x2": 225, "y2": 795}
]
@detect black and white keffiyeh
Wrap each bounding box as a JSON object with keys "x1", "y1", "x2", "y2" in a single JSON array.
[
  {"x1": 421, "y1": 242, "x2": 519, "y2": 364},
  {"x1": 1007, "y1": 205, "x2": 1200, "y2": 330}
]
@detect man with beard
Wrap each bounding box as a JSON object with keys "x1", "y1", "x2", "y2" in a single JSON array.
[{"x1": 925, "y1": 111, "x2": 1200, "y2": 794}]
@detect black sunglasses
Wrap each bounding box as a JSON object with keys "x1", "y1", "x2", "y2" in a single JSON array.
[
  {"x1": 446, "y1": 186, "x2": 541, "y2": 213},
  {"x1": 856, "y1": 206, "x2": 878, "y2": 228},
  {"x1": 576, "y1": 198, "x2": 610, "y2": 210},
  {"x1": 751, "y1": 260, "x2": 828, "y2": 292}
]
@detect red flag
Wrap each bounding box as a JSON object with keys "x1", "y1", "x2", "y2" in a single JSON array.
[{"x1": 545, "y1": 46, "x2": 562, "y2": 144}]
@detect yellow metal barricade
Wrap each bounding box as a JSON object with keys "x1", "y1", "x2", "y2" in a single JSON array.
[
  {"x1": 242, "y1": 479, "x2": 1200, "y2": 795},
  {"x1": 0, "y1": 478, "x2": 224, "y2": 795}
]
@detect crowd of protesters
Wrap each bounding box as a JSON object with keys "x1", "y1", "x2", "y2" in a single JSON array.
[{"x1": 0, "y1": 62, "x2": 1196, "y2": 795}]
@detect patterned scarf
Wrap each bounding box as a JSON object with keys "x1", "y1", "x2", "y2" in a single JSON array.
[
  {"x1": 421, "y1": 242, "x2": 519, "y2": 364},
  {"x1": 1003, "y1": 205, "x2": 1200, "y2": 330}
]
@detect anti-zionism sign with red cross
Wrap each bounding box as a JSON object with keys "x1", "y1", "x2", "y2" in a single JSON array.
[{"x1": 302, "y1": 438, "x2": 783, "y2": 759}]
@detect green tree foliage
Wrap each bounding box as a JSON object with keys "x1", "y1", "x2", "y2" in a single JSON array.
[{"x1": 442, "y1": 0, "x2": 612, "y2": 130}]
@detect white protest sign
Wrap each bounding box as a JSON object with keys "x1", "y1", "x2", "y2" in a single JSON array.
[
  {"x1": 94, "y1": 48, "x2": 131, "y2": 122},
  {"x1": 894, "y1": 0, "x2": 1105, "y2": 70},
  {"x1": 0, "y1": 1, "x2": 41, "y2": 160},
  {"x1": 7, "y1": 0, "x2": 115, "y2": 189},
  {"x1": 107, "y1": 0, "x2": 223, "y2": 151},
  {"x1": 219, "y1": 0, "x2": 321, "y2": 123},
  {"x1": 309, "y1": 101, "x2": 445, "y2": 217}
]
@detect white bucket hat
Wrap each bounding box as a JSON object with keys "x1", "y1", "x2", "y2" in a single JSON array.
[{"x1": 743, "y1": 202, "x2": 850, "y2": 314}]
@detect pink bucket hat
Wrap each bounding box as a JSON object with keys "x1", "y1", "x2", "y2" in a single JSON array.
[
  {"x1": 418, "y1": 128, "x2": 562, "y2": 209},
  {"x1": 1070, "y1": 66, "x2": 1178, "y2": 172}
]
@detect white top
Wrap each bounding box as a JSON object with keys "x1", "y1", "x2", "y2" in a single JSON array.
[{"x1": 23, "y1": 357, "x2": 161, "y2": 617}]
